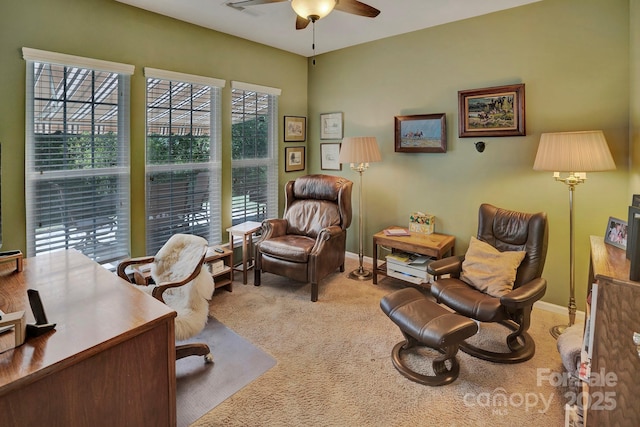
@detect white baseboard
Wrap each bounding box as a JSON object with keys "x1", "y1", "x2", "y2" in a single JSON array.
[
  {"x1": 346, "y1": 250, "x2": 585, "y2": 321},
  {"x1": 345, "y1": 250, "x2": 372, "y2": 264},
  {"x1": 534, "y1": 300, "x2": 585, "y2": 322}
]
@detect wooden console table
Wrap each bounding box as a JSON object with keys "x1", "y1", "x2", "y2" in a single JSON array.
[
  {"x1": 372, "y1": 228, "x2": 455, "y2": 284},
  {"x1": 0, "y1": 250, "x2": 177, "y2": 426}
]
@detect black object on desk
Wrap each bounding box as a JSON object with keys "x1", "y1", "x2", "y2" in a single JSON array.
[{"x1": 26, "y1": 289, "x2": 56, "y2": 337}]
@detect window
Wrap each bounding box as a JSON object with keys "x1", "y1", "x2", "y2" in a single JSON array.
[
  {"x1": 231, "y1": 81, "x2": 280, "y2": 226},
  {"x1": 23, "y1": 48, "x2": 133, "y2": 264},
  {"x1": 145, "y1": 68, "x2": 225, "y2": 254}
]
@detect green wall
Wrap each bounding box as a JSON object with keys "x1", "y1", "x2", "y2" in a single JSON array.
[
  {"x1": 307, "y1": 0, "x2": 631, "y2": 309},
  {"x1": 0, "y1": 0, "x2": 307, "y2": 256},
  {"x1": 0, "y1": 0, "x2": 634, "y2": 310}
]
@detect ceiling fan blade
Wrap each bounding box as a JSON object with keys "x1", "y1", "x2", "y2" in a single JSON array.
[
  {"x1": 227, "y1": 0, "x2": 287, "y2": 8},
  {"x1": 296, "y1": 15, "x2": 310, "y2": 30},
  {"x1": 334, "y1": 0, "x2": 380, "y2": 18}
]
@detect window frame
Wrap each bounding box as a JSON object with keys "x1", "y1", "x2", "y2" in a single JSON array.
[
  {"x1": 23, "y1": 48, "x2": 134, "y2": 265},
  {"x1": 144, "y1": 68, "x2": 225, "y2": 254},
  {"x1": 230, "y1": 81, "x2": 281, "y2": 226}
]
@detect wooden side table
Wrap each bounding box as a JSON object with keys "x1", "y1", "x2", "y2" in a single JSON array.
[
  {"x1": 204, "y1": 246, "x2": 233, "y2": 292},
  {"x1": 226, "y1": 221, "x2": 263, "y2": 285},
  {"x1": 372, "y1": 227, "x2": 455, "y2": 285}
]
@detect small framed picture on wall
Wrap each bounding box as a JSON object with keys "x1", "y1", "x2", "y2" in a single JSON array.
[
  {"x1": 320, "y1": 143, "x2": 342, "y2": 170},
  {"x1": 320, "y1": 112, "x2": 343, "y2": 140},
  {"x1": 285, "y1": 146, "x2": 306, "y2": 172},
  {"x1": 284, "y1": 116, "x2": 306, "y2": 142}
]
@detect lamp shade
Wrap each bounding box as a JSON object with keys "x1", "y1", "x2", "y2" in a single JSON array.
[
  {"x1": 291, "y1": 0, "x2": 336, "y2": 20},
  {"x1": 339, "y1": 136, "x2": 382, "y2": 164},
  {"x1": 533, "y1": 130, "x2": 616, "y2": 172}
]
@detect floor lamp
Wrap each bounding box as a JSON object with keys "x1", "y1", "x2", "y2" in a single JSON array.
[
  {"x1": 339, "y1": 136, "x2": 382, "y2": 280},
  {"x1": 533, "y1": 130, "x2": 616, "y2": 339}
]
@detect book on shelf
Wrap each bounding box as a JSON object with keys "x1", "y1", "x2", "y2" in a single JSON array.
[
  {"x1": 386, "y1": 252, "x2": 432, "y2": 267},
  {"x1": 385, "y1": 251, "x2": 415, "y2": 264},
  {"x1": 383, "y1": 228, "x2": 410, "y2": 236},
  {"x1": 407, "y1": 255, "x2": 432, "y2": 267}
]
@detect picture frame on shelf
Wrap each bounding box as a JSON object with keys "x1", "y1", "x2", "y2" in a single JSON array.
[
  {"x1": 320, "y1": 143, "x2": 342, "y2": 170},
  {"x1": 320, "y1": 112, "x2": 343, "y2": 140},
  {"x1": 458, "y1": 83, "x2": 526, "y2": 137},
  {"x1": 632, "y1": 194, "x2": 640, "y2": 207},
  {"x1": 284, "y1": 116, "x2": 306, "y2": 142},
  {"x1": 285, "y1": 146, "x2": 305, "y2": 172},
  {"x1": 604, "y1": 216, "x2": 627, "y2": 250},
  {"x1": 394, "y1": 113, "x2": 447, "y2": 153}
]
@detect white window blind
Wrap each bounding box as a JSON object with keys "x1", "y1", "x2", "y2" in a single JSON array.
[
  {"x1": 24, "y1": 48, "x2": 133, "y2": 264},
  {"x1": 145, "y1": 68, "x2": 224, "y2": 254},
  {"x1": 231, "y1": 81, "x2": 279, "y2": 226}
]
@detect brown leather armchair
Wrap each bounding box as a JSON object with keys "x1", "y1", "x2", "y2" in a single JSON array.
[
  {"x1": 427, "y1": 203, "x2": 548, "y2": 363},
  {"x1": 254, "y1": 174, "x2": 353, "y2": 302}
]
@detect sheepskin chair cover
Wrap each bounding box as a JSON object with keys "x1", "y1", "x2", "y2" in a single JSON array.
[{"x1": 140, "y1": 234, "x2": 214, "y2": 341}]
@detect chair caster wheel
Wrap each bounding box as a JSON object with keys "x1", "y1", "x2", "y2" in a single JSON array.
[{"x1": 204, "y1": 353, "x2": 214, "y2": 364}]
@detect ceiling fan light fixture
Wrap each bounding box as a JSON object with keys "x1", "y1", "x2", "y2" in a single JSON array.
[{"x1": 291, "y1": 0, "x2": 337, "y2": 21}]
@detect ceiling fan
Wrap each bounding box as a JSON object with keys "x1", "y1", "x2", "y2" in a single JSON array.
[{"x1": 228, "y1": 0, "x2": 380, "y2": 29}]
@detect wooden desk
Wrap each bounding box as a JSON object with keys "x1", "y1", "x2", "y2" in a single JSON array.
[
  {"x1": 372, "y1": 228, "x2": 455, "y2": 284},
  {"x1": 0, "y1": 250, "x2": 177, "y2": 427}
]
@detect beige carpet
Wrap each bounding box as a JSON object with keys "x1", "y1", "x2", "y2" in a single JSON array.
[{"x1": 196, "y1": 257, "x2": 568, "y2": 426}]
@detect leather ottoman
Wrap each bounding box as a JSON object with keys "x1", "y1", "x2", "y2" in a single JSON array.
[{"x1": 380, "y1": 287, "x2": 478, "y2": 386}]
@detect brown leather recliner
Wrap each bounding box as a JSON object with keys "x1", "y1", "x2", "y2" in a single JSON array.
[
  {"x1": 427, "y1": 203, "x2": 548, "y2": 363},
  {"x1": 254, "y1": 174, "x2": 353, "y2": 302}
]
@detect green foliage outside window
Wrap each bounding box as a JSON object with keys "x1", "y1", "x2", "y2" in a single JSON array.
[
  {"x1": 146, "y1": 133, "x2": 211, "y2": 165},
  {"x1": 34, "y1": 131, "x2": 118, "y2": 170},
  {"x1": 231, "y1": 116, "x2": 269, "y2": 201}
]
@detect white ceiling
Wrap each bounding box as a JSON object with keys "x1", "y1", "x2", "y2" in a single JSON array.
[{"x1": 115, "y1": 0, "x2": 542, "y2": 57}]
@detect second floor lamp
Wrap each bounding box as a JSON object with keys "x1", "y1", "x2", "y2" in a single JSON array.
[
  {"x1": 533, "y1": 130, "x2": 616, "y2": 339},
  {"x1": 339, "y1": 136, "x2": 382, "y2": 280}
]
